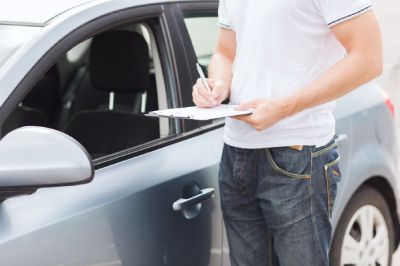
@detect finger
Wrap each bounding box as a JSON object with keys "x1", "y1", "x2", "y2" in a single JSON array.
[
  {"x1": 235, "y1": 101, "x2": 256, "y2": 111},
  {"x1": 211, "y1": 83, "x2": 223, "y2": 99},
  {"x1": 193, "y1": 86, "x2": 214, "y2": 107},
  {"x1": 193, "y1": 95, "x2": 213, "y2": 108},
  {"x1": 233, "y1": 114, "x2": 253, "y2": 124},
  {"x1": 207, "y1": 79, "x2": 216, "y2": 87},
  {"x1": 193, "y1": 84, "x2": 209, "y2": 102},
  {"x1": 196, "y1": 79, "x2": 216, "y2": 104},
  {"x1": 212, "y1": 83, "x2": 230, "y2": 105},
  {"x1": 194, "y1": 99, "x2": 210, "y2": 108}
]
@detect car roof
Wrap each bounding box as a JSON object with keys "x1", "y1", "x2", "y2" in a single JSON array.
[
  {"x1": 0, "y1": 0, "x2": 96, "y2": 26},
  {"x1": 0, "y1": 0, "x2": 201, "y2": 26}
]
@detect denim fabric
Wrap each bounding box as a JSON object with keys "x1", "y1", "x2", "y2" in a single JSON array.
[{"x1": 219, "y1": 139, "x2": 341, "y2": 266}]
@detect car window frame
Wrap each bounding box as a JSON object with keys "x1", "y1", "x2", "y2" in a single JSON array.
[
  {"x1": 168, "y1": 2, "x2": 220, "y2": 133},
  {"x1": 0, "y1": 4, "x2": 185, "y2": 169}
]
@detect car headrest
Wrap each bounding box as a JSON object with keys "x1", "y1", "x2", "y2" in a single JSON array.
[{"x1": 89, "y1": 31, "x2": 150, "y2": 94}]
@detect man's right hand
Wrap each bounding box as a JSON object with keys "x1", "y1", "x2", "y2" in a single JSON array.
[
  {"x1": 192, "y1": 27, "x2": 235, "y2": 108},
  {"x1": 192, "y1": 78, "x2": 230, "y2": 108}
]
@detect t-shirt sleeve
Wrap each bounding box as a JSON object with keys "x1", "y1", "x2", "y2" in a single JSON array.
[
  {"x1": 319, "y1": 0, "x2": 372, "y2": 27},
  {"x1": 217, "y1": 0, "x2": 232, "y2": 29}
]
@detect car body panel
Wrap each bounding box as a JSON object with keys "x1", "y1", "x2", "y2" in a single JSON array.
[
  {"x1": 0, "y1": 0, "x2": 95, "y2": 26},
  {"x1": 0, "y1": 0, "x2": 199, "y2": 26},
  {"x1": 331, "y1": 83, "x2": 399, "y2": 229},
  {"x1": 0, "y1": 135, "x2": 223, "y2": 265}
]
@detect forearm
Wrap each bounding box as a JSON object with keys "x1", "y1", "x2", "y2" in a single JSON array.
[
  {"x1": 192, "y1": 27, "x2": 236, "y2": 107},
  {"x1": 208, "y1": 28, "x2": 236, "y2": 96},
  {"x1": 282, "y1": 11, "x2": 382, "y2": 118},
  {"x1": 235, "y1": 50, "x2": 383, "y2": 131},
  {"x1": 208, "y1": 52, "x2": 233, "y2": 90},
  {"x1": 283, "y1": 52, "x2": 383, "y2": 117}
]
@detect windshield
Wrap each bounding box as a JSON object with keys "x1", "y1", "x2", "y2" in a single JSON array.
[{"x1": 0, "y1": 25, "x2": 41, "y2": 68}]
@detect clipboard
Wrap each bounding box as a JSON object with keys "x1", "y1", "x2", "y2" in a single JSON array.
[{"x1": 147, "y1": 104, "x2": 253, "y2": 120}]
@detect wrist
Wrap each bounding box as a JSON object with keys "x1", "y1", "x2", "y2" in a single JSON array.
[
  {"x1": 211, "y1": 80, "x2": 230, "y2": 103},
  {"x1": 277, "y1": 96, "x2": 297, "y2": 119}
]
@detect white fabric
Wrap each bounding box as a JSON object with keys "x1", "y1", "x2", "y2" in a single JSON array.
[{"x1": 218, "y1": 0, "x2": 372, "y2": 148}]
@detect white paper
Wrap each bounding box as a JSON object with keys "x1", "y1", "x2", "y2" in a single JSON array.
[{"x1": 147, "y1": 104, "x2": 253, "y2": 120}]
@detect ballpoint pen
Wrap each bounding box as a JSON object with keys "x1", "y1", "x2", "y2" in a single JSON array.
[{"x1": 196, "y1": 63, "x2": 216, "y2": 105}]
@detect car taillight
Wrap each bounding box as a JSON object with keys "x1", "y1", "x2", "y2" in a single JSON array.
[
  {"x1": 380, "y1": 88, "x2": 395, "y2": 116},
  {"x1": 385, "y1": 98, "x2": 395, "y2": 116}
]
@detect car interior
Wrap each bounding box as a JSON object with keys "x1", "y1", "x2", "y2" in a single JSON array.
[{"x1": 2, "y1": 22, "x2": 169, "y2": 158}]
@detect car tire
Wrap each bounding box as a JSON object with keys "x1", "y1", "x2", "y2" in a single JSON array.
[{"x1": 330, "y1": 185, "x2": 394, "y2": 266}]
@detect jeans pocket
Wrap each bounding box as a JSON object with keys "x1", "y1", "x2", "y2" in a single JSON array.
[
  {"x1": 265, "y1": 147, "x2": 311, "y2": 179},
  {"x1": 312, "y1": 139, "x2": 337, "y2": 158},
  {"x1": 324, "y1": 154, "x2": 342, "y2": 218}
]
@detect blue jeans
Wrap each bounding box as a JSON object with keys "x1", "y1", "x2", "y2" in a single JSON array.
[{"x1": 219, "y1": 139, "x2": 341, "y2": 266}]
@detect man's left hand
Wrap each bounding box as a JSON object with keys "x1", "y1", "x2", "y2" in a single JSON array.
[{"x1": 234, "y1": 98, "x2": 289, "y2": 131}]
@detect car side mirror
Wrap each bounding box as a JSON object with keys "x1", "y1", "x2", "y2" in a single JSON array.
[{"x1": 0, "y1": 126, "x2": 94, "y2": 200}]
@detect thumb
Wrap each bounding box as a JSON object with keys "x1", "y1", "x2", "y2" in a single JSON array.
[
  {"x1": 211, "y1": 82, "x2": 225, "y2": 99},
  {"x1": 207, "y1": 79, "x2": 216, "y2": 87},
  {"x1": 235, "y1": 101, "x2": 256, "y2": 111},
  {"x1": 212, "y1": 88, "x2": 220, "y2": 99}
]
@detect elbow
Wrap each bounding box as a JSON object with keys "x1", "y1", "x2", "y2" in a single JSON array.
[
  {"x1": 371, "y1": 56, "x2": 383, "y2": 78},
  {"x1": 369, "y1": 47, "x2": 384, "y2": 78},
  {"x1": 351, "y1": 48, "x2": 383, "y2": 80},
  {"x1": 376, "y1": 61, "x2": 383, "y2": 77},
  {"x1": 361, "y1": 53, "x2": 383, "y2": 81}
]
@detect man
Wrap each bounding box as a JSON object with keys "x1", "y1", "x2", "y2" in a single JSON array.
[{"x1": 192, "y1": 0, "x2": 382, "y2": 265}]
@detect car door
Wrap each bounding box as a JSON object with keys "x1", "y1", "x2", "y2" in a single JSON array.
[
  {"x1": 0, "y1": 3, "x2": 223, "y2": 266},
  {"x1": 0, "y1": 139, "x2": 223, "y2": 266}
]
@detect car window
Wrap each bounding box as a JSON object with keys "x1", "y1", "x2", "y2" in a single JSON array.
[
  {"x1": 183, "y1": 16, "x2": 218, "y2": 69},
  {"x1": 66, "y1": 39, "x2": 91, "y2": 63},
  {"x1": 2, "y1": 20, "x2": 173, "y2": 159}
]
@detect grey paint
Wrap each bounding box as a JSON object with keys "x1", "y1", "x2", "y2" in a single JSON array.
[
  {"x1": 0, "y1": 25, "x2": 41, "y2": 69},
  {"x1": 0, "y1": 0, "x2": 202, "y2": 25},
  {"x1": 0, "y1": 126, "x2": 93, "y2": 187},
  {"x1": 0, "y1": 134, "x2": 223, "y2": 265},
  {"x1": 0, "y1": 0, "x2": 398, "y2": 265},
  {"x1": 332, "y1": 83, "x2": 399, "y2": 230},
  {"x1": 0, "y1": 0, "x2": 95, "y2": 25}
]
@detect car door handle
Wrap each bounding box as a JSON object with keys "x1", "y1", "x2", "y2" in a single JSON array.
[
  {"x1": 173, "y1": 188, "x2": 215, "y2": 211},
  {"x1": 335, "y1": 134, "x2": 348, "y2": 144}
]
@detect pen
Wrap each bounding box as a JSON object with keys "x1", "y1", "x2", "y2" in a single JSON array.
[{"x1": 196, "y1": 63, "x2": 213, "y2": 97}]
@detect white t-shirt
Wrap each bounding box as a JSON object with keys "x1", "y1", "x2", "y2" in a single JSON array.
[{"x1": 218, "y1": 0, "x2": 372, "y2": 148}]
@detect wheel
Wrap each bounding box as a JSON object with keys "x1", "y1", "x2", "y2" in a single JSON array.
[{"x1": 330, "y1": 185, "x2": 395, "y2": 266}]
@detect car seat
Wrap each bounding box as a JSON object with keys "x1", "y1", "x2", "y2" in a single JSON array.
[{"x1": 64, "y1": 31, "x2": 160, "y2": 157}]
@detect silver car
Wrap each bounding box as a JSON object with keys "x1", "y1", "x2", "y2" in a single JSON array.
[{"x1": 0, "y1": 0, "x2": 398, "y2": 265}]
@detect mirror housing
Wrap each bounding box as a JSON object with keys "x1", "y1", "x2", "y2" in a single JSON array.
[{"x1": 0, "y1": 127, "x2": 94, "y2": 198}]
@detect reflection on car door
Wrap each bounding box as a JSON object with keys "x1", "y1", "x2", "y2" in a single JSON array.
[
  {"x1": 101, "y1": 136, "x2": 223, "y2": 265},
  {"x1": 0, "y1": 135, "x2": 223, "y2": 266}
]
